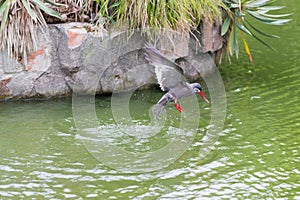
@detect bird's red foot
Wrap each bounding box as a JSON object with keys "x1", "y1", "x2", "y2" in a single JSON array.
[{"x1": 174, "y1": 102, "x2": 183, "y2": 112}]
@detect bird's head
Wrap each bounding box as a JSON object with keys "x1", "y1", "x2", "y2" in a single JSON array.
[{"x1": 193, "y1": 83, "x2": 210, "y2": 104}]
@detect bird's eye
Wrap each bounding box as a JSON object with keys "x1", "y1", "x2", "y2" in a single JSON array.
[{"x1": 193, "y1": 88, "x2": 198, "y2": 93}]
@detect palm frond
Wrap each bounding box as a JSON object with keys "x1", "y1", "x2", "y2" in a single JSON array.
[{"x1": 222, "y1": 0, "x2": 291, "y2": 63}]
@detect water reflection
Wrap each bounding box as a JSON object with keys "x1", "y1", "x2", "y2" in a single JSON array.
[{"x1": 0, "y1": 82, "x2": 299, "y2": 198}]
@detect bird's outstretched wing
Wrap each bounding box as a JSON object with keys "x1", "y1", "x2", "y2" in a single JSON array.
[{"x1": 144, "y1": 43, "x2": 185, "y2": 91}]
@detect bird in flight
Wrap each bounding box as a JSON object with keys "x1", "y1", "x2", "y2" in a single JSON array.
[{"x1": 144, "y1": 43, "x2": 210, "y2": 118}]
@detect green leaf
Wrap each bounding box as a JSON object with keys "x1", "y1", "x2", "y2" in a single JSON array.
[
  {"x1": 230, "y1": 3, "x2": 240, "y2": 8},
  {"x1": 255, "y1": 8, "x2": 292, "y2": 18},
  {"x1": 240, "y1": 30, "x2": 254, "y2": 64},
  {"x1": 228, "y1": 24, "x2": 239, "y2": 58},
  {"x1": 246, "y1": 0, "x2": 270, "y2": 8},
  {"x1": 233, "y1": 25, "x2": 238, "y2": 58},
  {"x1": 21, "y1": 0, "x2": 37, "y2": 21},
  {"x1": 245, "y1": 19, "x2": 279, "y2": 38},
  {"x1": 246, "y1": 10, "x2": 278, "y2": 22},
  {"x1": 235, "y1": 19, "x2": 252, "y2": 35},
  {"x1": 0, "y1": 0, "x2": 8, "y2": 17},
  {"x1": 109, "y1": 1, "x2": 121, "y2": 8},
  {"x1": 252, "y1": 32, "x2": 277, "y2": 52},
  {"x1": 257, "y1": 6, "x2": 286, "y2": 13},
  {"x1": 221, "y1": 16, "x2": 231, "y2": 36},
  {"x1": 265, "y1": 19, "x2": 291, "y2": 25},
  {"x1": 32, "y1": 0, "x2": 61, "y2": 19},
  {"x1": 228, "y1": 29, "x2": 233, "y2": 56},
  {"x1": 107, "y1": 16, "x2": 116, "y2": 25},
  {"x1": 258, "y1": 6, "x2": 285, "y2": 11},
  {"x1": 260, "y1": 13, "x2": 292, "y2": 18},
  {"x1": 0, "y1": 1, "x2": 9, "y2": 32}
]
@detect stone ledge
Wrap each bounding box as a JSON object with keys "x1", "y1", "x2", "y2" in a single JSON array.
[{"x1": 0, "y1": 22, "x2": 222, "y2": 100}]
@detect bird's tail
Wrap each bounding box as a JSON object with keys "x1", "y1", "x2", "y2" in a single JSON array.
[{"x1": 151, "y1": 104, "x2": 165, "y2": 119}]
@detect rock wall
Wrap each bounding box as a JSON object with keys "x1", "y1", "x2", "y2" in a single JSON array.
[{"x1": 0, "y1": 22, "x2": 222, "y2": 100}]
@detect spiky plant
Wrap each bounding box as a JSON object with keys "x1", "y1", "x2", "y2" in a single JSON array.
[
  {"x1": 221, "y1": 0, "x2": 291, "y2": 64},
  {"x1": 94, "y1": 0, "x2": 224, "y2": 35},
  {"x1": 0, "y1": 0, "x2": 60, "y2": 62}
]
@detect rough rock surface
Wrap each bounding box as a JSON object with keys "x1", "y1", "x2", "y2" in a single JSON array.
[{"x1": 0, "y1": 22, "x2": 222, "y2": 100}]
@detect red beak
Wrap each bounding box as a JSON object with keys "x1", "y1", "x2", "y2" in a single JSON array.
[{"x1": 198, "y1": 90, "x2": 210, "y2": 103}]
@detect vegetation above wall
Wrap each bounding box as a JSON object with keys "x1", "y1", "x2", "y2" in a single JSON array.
[{"x1": 0, "y1": 0, "x2": 291, "y2": 63}]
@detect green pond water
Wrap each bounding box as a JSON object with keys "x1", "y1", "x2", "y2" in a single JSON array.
[{"x1": 0, "y1": 1, "x2": 299, "y2": 199}]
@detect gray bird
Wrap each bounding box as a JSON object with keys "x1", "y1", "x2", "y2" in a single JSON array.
[{"x1": 144, "y1": 43, "x2": 210, "y2": 118}]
